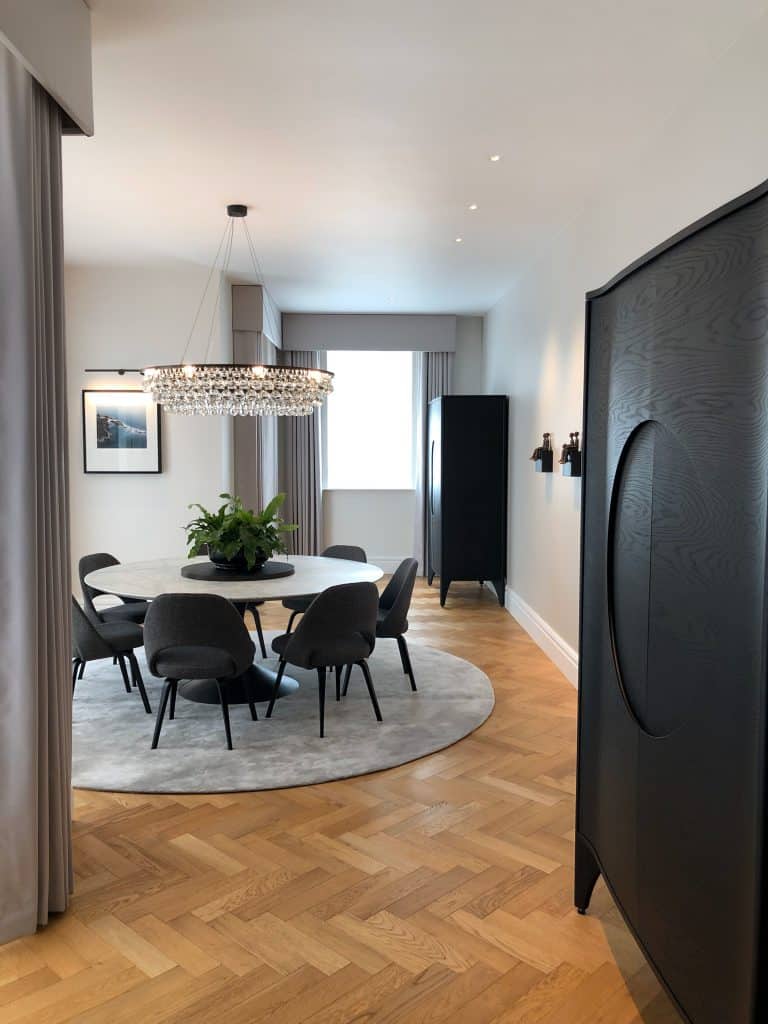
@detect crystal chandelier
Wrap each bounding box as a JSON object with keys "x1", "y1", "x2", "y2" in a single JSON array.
[{"x1": 142, "y1": 205, "x2": 333, "y2": 416}]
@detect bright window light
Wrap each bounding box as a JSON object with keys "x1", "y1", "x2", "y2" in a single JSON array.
[{"x1": 326, "y1": 350, "x2": 414, "y2": 489}]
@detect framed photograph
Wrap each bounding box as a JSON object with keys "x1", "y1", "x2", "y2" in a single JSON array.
[{"x1": 82, "y1": 389, "x2": 162, "y2": 474}]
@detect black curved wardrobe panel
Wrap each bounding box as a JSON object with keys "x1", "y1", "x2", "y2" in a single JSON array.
[{"x1": 576, "y1": 178, "x2": 768, "y2": 1024}]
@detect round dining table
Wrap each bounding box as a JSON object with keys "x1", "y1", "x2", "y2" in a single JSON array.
[{"x1": 85, "y1": 554, "x2": 383, "y2": 704}]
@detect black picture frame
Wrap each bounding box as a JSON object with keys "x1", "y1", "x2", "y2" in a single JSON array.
[{"x1": 82, "y1": 389, "x2": 162, "y2": 474}]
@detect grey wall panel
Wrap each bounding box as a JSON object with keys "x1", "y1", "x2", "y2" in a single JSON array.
[{"x1": 282, "y1": 313, "x2": 457, "y2": 352}]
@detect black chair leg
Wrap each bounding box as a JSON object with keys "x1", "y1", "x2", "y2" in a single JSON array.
[
  {"x1": 253, "y1": 607, "x2": 267, "y2": 659},
  {"x1": 246, "y1": 674, "x2": 259, "y2": 721},
  {"x1": 335, "y1": 665, "x2": 342, "y2": 701},
  {"x1": 78, "y1": 660, "x2": 86, "y2": 679},
  {"x1": 266, "y1": 660, "x2": 286, "y2": 718},
  {"x1": 72, "y1": 659, "x2": 81, "y2": 694},
  {"x1": 317, "y1": 666, "x2": 326, "y2": 737},
  {"x1": 342, "y1": 664, "x2": 352, "y2": 697},
  {"x1": 396, "y1": 635, "x2": 417, "y2": 692},
  {"x1": 127, "y1": 651, "x2": 153, "y2": 714},
  {"x1": 216, "y1": 680, "x2": 233, "y2": 750},
  {"x1": 117, "y1": 654, "x2": 132, "y2": 694},
  {"x1": 169, "y1": 677, "x2": 177, "y2": 719},
  {"x1": 286, "y1": 610, "x2": 300, "y2": 634},
  {"x1": 151, "y1": 680, "x2": 173, "y2": 749},
  {"x1": 359, "y1": 660, "x2": 383, "y2": 721}
]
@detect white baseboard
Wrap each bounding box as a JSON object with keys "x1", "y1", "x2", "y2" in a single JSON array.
[
  {"x1": 500, "y1": 586, "x2": 579, "y2": 687},
  {"x1": 371, "y1": 555, "x2": 410, "y2": 574}
]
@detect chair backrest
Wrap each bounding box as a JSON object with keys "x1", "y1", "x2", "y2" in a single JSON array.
[
  {"x1": 79, "y1": 552, "x2": 120, "y2": 623},
  {"x1": 71, "y1": 595, "x2": 113, "y2": 662},
  {"x1": 322, "y1": 544, "x2": 367, "y2": 562},
  {"x1": 282, "y1": 582, "x2": 378, "y2": 668},
  {"x1": 143, "y1": 594, "x2": 255, "y2": 677},
  {"x1": 378, "y1": 558, "x2": 418, "y2": 636}
]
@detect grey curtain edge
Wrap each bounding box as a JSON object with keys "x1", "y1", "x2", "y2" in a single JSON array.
[
  {"x1": 413, "y1": 352, "x2": 454, "y2": 574},
  {"x1": 277, "y1": 350, "x2": 323, "y2": 555},
  {"x1": 0, "y1": 48, "x2": 72, "y2": 943}
]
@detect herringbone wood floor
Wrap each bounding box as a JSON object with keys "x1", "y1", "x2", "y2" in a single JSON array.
[{"x1": 1, "y1": 580, "x2": 680, "y2": 1023}]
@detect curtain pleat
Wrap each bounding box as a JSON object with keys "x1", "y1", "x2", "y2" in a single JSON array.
[
  {"x1": 278, "y1": 350, "x2": 324, "y2": 555},
  {"x1": 232, "y1": 332, "x2": 281, "y2": 511},
  {"x1": 0, "y1": 46, "x2": 72, "y2": 943},
  {"x1": 258, "y1": 335, "x2": 280, "y2": 506},
  {"x1": 413, "y1": 352, "x2": 454, "y2": 573}
]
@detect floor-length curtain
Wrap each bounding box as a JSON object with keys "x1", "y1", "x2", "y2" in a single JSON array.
[
  {"x1": 413, "y1": 351, "x2": 454, "y2": 574},
  {"x1": 0, "y1": 47, "x2": 72, "y2": 941},
  {"x1": 233, "y1": 331, "x2": 279, "y2": 511},
  {"x1": 278, "y1": 351, "x2": 324, "y2": 554},
  {"x1": 259, "y1": 336, "x2": 280, "y2": 505}
]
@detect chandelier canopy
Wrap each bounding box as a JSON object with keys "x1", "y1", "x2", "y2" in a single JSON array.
[{"x1": 141, "y1": 205, "x2": 333, "y2": 416}]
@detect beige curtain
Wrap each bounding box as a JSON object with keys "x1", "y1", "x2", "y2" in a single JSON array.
[
  {"x1": 413, "y1": 351, "x2": 454, "y2": 574},
  {"x1": 278, "y1": 350, "x2": 324, "y2": 554},
  {"x1": 0, "y1": 46, "x2": 72, "y2": 942},
  {"x1": 233, "y1": 331, "x2": 279, "y2": 511}
]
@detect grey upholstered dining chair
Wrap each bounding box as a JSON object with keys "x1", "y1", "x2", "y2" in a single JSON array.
[
  {"x1": 282, "y1": 544, "x2": 367, "y2": 634},
  {"x1": 79, "y1": 552, "x2": 149, "y2": 626},
  {"x1": 343, "y1": 557, "x2": 419, "y2": 697},
  {"x1": 71, "y1": 596, "x2": 152, "y2": 713},
  {"x1": 143, "y1": 593, "x2": 257, "y2": 750},
  {"x1": 268, "y1": 581, "x2": 380, "y2": 737}
]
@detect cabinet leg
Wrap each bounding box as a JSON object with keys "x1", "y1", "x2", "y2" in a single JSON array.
[
  {"x1": 492, "y1": 579, "x2": 505, "y2": 607},
  {"x1": 574, "y1": 832, "x2": 600, "y2": 915},
  {"x1": 439, "y1": 579, "x2": 450, "y2": 607}
]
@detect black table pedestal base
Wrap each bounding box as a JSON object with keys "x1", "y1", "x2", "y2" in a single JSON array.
[{"x1": 177, "y1": 661, "x2": 299, "y2": 705}]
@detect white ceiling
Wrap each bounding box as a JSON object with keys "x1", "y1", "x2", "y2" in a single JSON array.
[{"x1": 63, "y1": 0, "x2": 767, "y2": 313}]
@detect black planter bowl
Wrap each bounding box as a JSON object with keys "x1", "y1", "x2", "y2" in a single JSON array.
[{"x1": 209, "y1": 549, "x2": 268, "y2": 574}]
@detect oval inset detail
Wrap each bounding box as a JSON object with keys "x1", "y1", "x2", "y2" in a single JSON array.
[{"x1": 607, "y1": 420, "x2": 707, "y2": 738}]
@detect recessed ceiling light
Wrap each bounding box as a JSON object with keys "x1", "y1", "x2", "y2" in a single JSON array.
[
  {"x1": 455, "y1": 236, "x2": 463, "y2": 243},
  {"x1": 468, "y1": 203, "x2": 478, "y2": 211},
  {"x1": 489, "y1": 154, "x2": 501, "y2": 162}
]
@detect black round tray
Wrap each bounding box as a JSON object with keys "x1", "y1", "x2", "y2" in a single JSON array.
[{"x1": 181, "y1": 560, "x2": 295, "y2": 582}]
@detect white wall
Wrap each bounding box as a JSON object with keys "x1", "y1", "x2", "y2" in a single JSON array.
[
  {"x1": 323, "y1": 490, "x2": 414, "y2": 572},
  {"x1": 483, "y1": 18, "x2": 768, "y2": 683},
  {"x1": 66, "y1": 265, "x2": 233, "y2": 580}
]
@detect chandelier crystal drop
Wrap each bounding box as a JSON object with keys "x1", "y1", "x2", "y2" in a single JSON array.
[
  {"x1": 141, "y1": 204, "x2": 333, "y2": 417},
  {"x1": 142, "y1": 363, "x2": 334, "y2": 416}
]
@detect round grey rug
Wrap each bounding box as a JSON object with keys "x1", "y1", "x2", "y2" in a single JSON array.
[{"x1": 72, "y1": 632, "x2": 495, "y2": 793}]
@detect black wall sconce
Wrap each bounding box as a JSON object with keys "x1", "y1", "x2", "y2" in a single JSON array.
[
  {"x1": 560, "y1": 431, "x2": 582, "y2": 477},
  {"x1": 530, "y1": 432, "x2": 553, "y2": 473}
]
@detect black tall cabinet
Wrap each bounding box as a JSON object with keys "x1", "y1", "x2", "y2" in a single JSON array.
[
  {"x1": 577, "y1": 179, "x2": 768, "y2": 1024},
  {"x1": 427, "y1": 395, "x2": 508, "y2": 607}
]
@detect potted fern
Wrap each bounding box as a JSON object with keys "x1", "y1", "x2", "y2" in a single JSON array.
[{"x1": 185, "y1": 493, "x2": 297, "y2": 573}]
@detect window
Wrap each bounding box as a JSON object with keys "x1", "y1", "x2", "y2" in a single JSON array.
[{"x1": 325, "y1": 350, "x2": 414, "y2": 489}]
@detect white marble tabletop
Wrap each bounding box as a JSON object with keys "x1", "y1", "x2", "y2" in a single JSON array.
[{"x1": 85, "y1": 555, "x2": 383, "y2": 602}]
